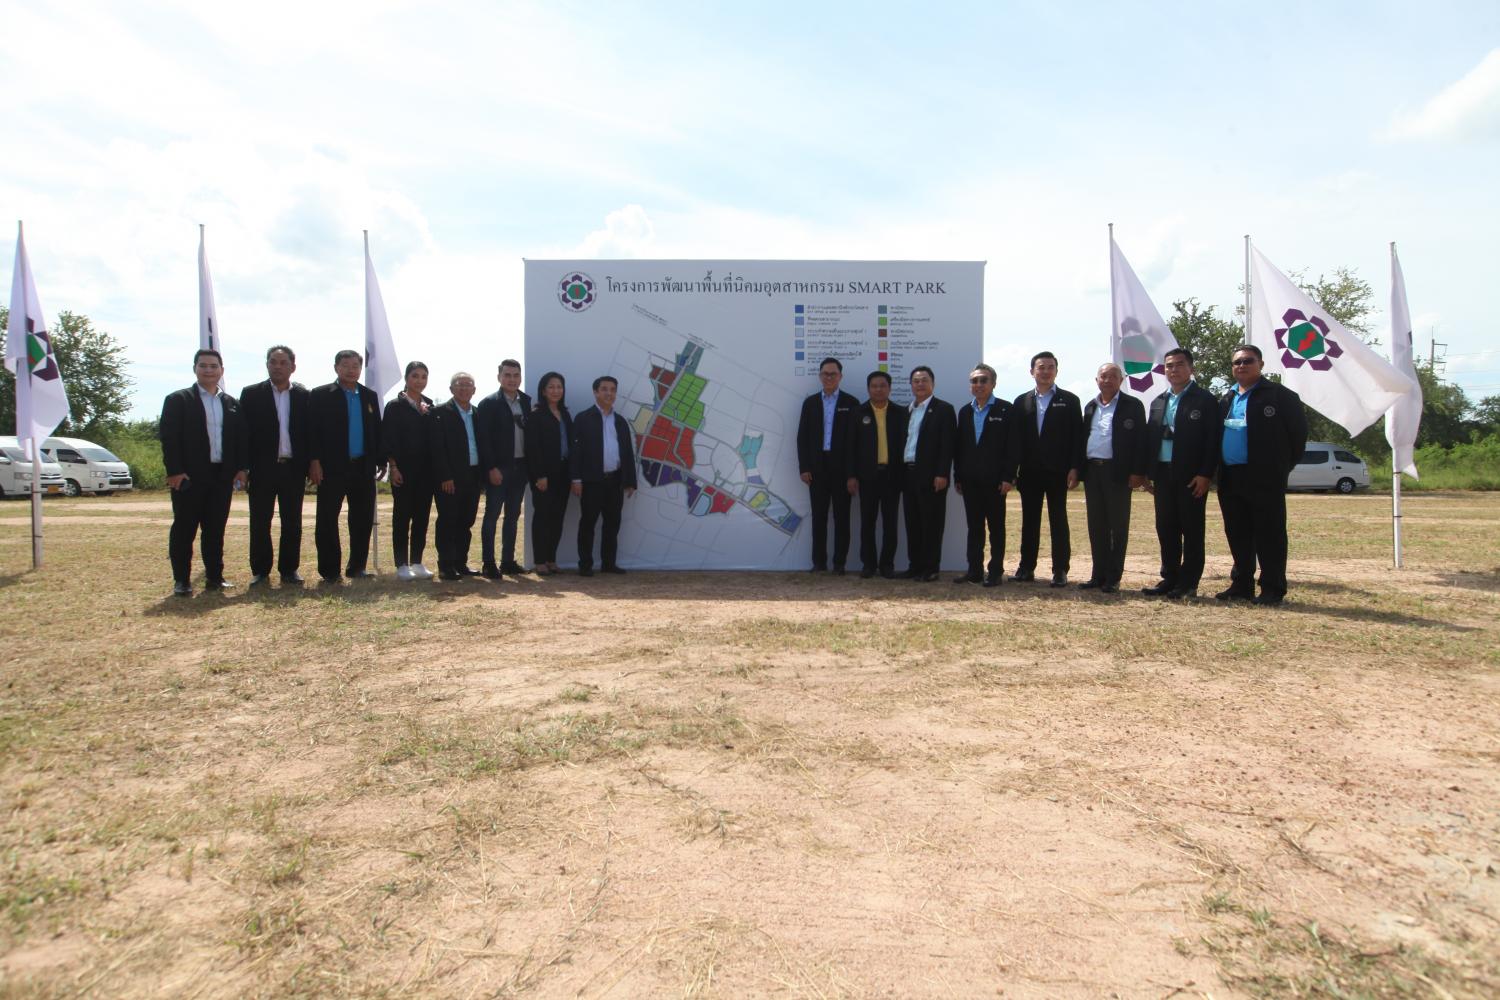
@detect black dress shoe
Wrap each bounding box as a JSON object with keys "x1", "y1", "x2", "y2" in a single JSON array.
[
  {"x1": 921, "y1": 571, "x2": 940, "y2": 582},
  {"x1": 577, "y1": 566, "x2": 595, "y2": 577},
  {"x1": 1007, "y1": 571, "x2": 1034, "y2": 583},
  {"x1": 1141, "y1": 582, "x2": 1173, "y2": 596},
  {"x1": 859, "y1": 567, "x2": 875, "y2": 579},
  {"x1": 1049, "y1": 575, "x2": 1068, "y2": 588},
  {"x1": 879, "y1": 567, "x2": 896, "y2": 579},
  {"x1": 900, "y1": 568, "x2": 921, "y2": 579},
  {"x1": 481, "y1": 564, "x2": 502, "y2": 579},
  {"x1": 280, "y1": 572, "x2": 305, "y2": 585},
  {"x1": 172, "y1": 580, "x2": 192, "y2": 596},
  {"x1": 458, "y1": 566, "x2": 481, "y2": 577},
  {"x1": 1215, "y1": 587, "x2": 1252, "y2": 602},
  {"x1": 602, "y1": 565, "x2": 627, "y2": 575},
  {"x1": 1077, "y1": 580, "x2": 1100, "y2": 590},
  {"x1": 249, "y1": 574, "x2": 270, "y2": 587},
  {"x1": 319, "y1": 574, "x2": 341, "y2": 584},
  {"x1": 501, "y1": 561, "x2": 527, "y2": 575},
  {"x1": 831, "y1": 566, "x2": 846, "y2": 576},
  {"x1": 953, "y1": 572, "x2": 982, "y2": 584},
  {"x1": 1167, "y1": 587, "x2": 1197, "y2": 600},
  {"x1": 346, "y1": 569, "x2": 375, "y2": 579},
  {"x1": 983, "y1": 574, "x2": 1003, "y2": 587},
  {"x1": 206, "y1": 578, "x2": 234, "y2": 589},
  {"x1": 809, "y1": 565, "x2": 827, "y2": 574},
  {"x1": 1253, "y1": 593, "x2": 1284, "y2": 607},
  {"x1": 439, "y1": 570, "x2": 462, "y2": 581},
  {"x1": 1100, "y1": 583, "x2": 1119, "y2": 594}
]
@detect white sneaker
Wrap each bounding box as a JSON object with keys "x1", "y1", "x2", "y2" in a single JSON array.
[
  {"x1": 395, "y1": 564, "x2": 414, "y2": 581},
  {"x1": 411, "y1": 564, "x2": 432, "y2": 579}
]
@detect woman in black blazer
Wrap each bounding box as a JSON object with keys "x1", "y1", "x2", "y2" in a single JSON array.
[
  {"x1": 524, "y1": 371, "x2": 574, "y2": 575},
  {"x1": 383, "y1": 361, "x2": 436, "y2": 579}
]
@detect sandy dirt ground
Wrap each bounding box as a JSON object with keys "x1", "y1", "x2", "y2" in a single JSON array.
[{"x1": 1, "y1": 491, "x2": 1497, "y2": 998}]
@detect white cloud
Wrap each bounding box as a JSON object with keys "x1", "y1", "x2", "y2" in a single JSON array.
[
  {"x1": 1387, "y1": 48, "x2": 1500, "y2": 141},
  {"x1": 576, "y1": 205, "x2": 657, "y2": 258}
]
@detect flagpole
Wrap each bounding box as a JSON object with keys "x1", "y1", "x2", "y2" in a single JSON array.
[
  {"x1": 17, "y1": 221, "x2": 44, "y2": 569},
  {"x1": 1390, "y1": 240, "x2": 1403, "y2": 569},
  {"x1": 1107, "y1": 222, "x2": 1116, "y2": 351},
  {"x1": 365, "y1": 229, "x2": 381, "y2": 574},
  {"x1": 1243, "y1": 235, "x2": 1252, "y2": 342}
]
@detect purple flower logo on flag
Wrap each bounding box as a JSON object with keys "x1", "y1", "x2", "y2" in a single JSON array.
[
  {"x1": 25, "y1": 319, "x2": 60, "y2": 382},
  {"x1": 1273, "y1": 308, "x2": 1343, "y2": 371},
  {"x1": 558, "y1": 272, "x2": 596, "y2": 312},
  {"x1": 1118, "y1": 317, "x2": 1164, "y2": 392}
]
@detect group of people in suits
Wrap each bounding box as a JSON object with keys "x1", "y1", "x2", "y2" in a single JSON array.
[
  {"x1": 161, "y1": 341, "x2": 1306, "y2": 607},
  {"x1": 159, "y1": 348, "x2": 638, "y2": 592},
  {"x1": 795, "y1": 344, "x2": 1306, "y2": 605}
]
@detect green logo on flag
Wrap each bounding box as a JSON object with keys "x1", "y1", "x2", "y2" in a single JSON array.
[{"x1": 1120, "y1": 332, "x2": 1155, "y2": 375}]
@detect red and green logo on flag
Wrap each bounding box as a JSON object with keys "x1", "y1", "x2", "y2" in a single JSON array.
[{"x1": 1273, "y1": 309, "x2": 1343, "y2": 372}]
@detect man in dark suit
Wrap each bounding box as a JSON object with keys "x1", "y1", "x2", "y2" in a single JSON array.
[
  {"x1": 239, "y1": 345, "x2": 310, "y2": 586},
  {"x1": 953, "y1": 363, "x2": 1017, "y2": 587},
  {"x1": 796, "y1": 357, "x2": 860, "y2": 574},
  {"x1": 1142, "y1": 348, "x2": 1219, "y2": 599},
  {"x1": 900, "y1": 365, "x2": 956, "y2": 582},
  {"x1": 308, "y1": 349, "x2": 383, "y2": 582},
  {"x1": 1010, "y1": 350, "x2": 1083, "y2": 587},
  {"x1": 477, "y1": 359, "x2": 532, "y2": 577},
  {"x1": 159, "y1": 349, "x2": 248, "y2": 595},
  {"x1": 430, "y1": 372, "x2": 487, "y2": 580},
  {"x1": 1077, "y1": 363, "x2": 1149, "y2": 594},
  {"x1": 1217, "y1": 344, "x2": 1308, "y2": 606},
  {"x1": 845, "y1": 370, "x2": 908, "y2": 579},
  {"x1": 570, "y1": 375, "x2": 638, "y2": 576}
]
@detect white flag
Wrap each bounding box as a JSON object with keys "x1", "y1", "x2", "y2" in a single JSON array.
[
  {"x1": 1248, "y1": 245, "x2": 1411, "y2": 436},
  {"x1": 363, "y1": 234, "x2": 401, "y2": 399},
  {"x1": 1110, "y1": 233, "x2": 1179, "y2": 406},
  {"x1": 6, "y1": 224, "x2": 70, "y2": 458},
  {"x1": 1384, "y1": 246, "x2": 1422, "y2": 479},
  {"x1": 198, "y1": 225, "x2": 220, "y2": 353}
]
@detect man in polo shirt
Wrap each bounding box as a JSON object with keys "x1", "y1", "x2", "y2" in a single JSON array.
[
  {"x1": 1143, "y1": 348, "x2": 1218, "y2": 599},
  {"x1": 308, "y1": 349, "x2": 383, "y2": 582},
  {"x1": 1216, "y1": 344, "x2": 1307, "y2": 606}
]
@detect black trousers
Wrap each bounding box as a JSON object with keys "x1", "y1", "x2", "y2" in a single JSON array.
[
  {"x1": 529, "y1": 460, "x2": 570, "y2": 565},
  {"x1": 1152, "y1": 461, "x2": 1207, "y2": 590},
  {"x1": 902, "y1": 466, "x2": 948, "y2": 575},
  {"x1": 807, "y1": 452, "x2": 852, "y2": 569},
  {"x1": 1016, "y1": 467, "x2": 1070, "y2": 577},
  {"x1": 435, "y1": 467, "x2": 482, "y2": 572},
  {"x1": 482, "y1": 458, "x2": 527, "y2": 568},
  {"x1": 169, "y1": 468, "x2": 233, "y2": 584},
  {"x1": 578, "y1": 472, "x2": 624, "y2": 570},
  {"x1": 1082, "y1": 461, "x2": 1131, "y2": 585},
  {"x1": 858, "y1": 466, "x2": 902, "y2": 573},
  {"x1": 315, "y1": 459, "x2": 375, "y2": 579},
  {"x1": 248, "y1": 461, "x2": 305, "y2": 577},
  {"x1": 960, "y1": 480, "x2": 1006, "y2": 577},
  {"x1": 391, "y1": 473, "x2": 433, "y2": 567},
  {"x1": 1217, "y1": 464, "x2": 1289, "y2": 599}
]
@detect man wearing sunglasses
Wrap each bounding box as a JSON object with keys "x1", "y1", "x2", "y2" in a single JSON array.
[
  {"x1": 1216, "y1": 344, "x2": 1307, "y2": 606},
  {"x1": 1142, "y1": 347, "x2": 1218, "y2": 600},
  {"x1": 953, "y1": 364, "x2": 1017, "y2": 586}
]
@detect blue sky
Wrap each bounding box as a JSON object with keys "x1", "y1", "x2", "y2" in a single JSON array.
[{"x1": 4, "y1": 0, "x2": 1497, "y2": 415}]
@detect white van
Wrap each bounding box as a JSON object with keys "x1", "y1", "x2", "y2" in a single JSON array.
[
  {"x1": 0, "y1": 437, "x2": 67, "y2": 498},
  {"x1": 42, "y1": 436, "x2": 134, "y2": 496},
  {"x1": 1287, "y1": 442, "x2": 1370, "y2": 494}
]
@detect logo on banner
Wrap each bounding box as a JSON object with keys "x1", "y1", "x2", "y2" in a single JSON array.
[
  {"x1": 25, "y1": 319, "x2": 60, "y2": 381},
  {"x1": 1273, "y1": 308, "x2": 1344, "y2": 371},
  {"x1": 558, "y1": 272, "x2": 597, "y2": 312},
  {"x1": 1117, "y1": 317, "x2": 1164, "y2": 393}
]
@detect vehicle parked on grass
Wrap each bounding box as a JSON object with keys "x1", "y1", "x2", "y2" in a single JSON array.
[
  {"x1": 41, "y1": 436, "x2": 134, "y2": 496},
  {"x1": 1288, "y1": 442, "x2": 1370, "y2": 494},
  {"x1": 0, "y1": 436, "x2": 67, "y2": 498}
]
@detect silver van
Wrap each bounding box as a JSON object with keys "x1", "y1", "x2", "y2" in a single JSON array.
[
  {"x1": 42, "y1": 436, "x2": 134, "y2": 496},
  {"x1": 0, "y1": 437, "x2": 67, "y2": 498},
  {"x1": 1287, "y1": 442, "x2": 1370, "y2": 494}
]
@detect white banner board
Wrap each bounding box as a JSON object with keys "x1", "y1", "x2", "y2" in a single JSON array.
[{"x1": 523, "y1": 260, "x2": 984, "y2": 570}]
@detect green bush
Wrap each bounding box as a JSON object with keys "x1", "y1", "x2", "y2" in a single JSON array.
[
  {"x1": 96, "y1": 421, "x2": 166, "y2": 491},
  {"x1": 1407, "y1": 433, "x2": 1500, "y2": 491}
]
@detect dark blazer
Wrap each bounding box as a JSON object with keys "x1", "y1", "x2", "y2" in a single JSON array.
[
  {"x1": 239, "y1": 379, "x2": 310, "y2": 479},
  {"x1": 308, "y1": 381, "x2": 382, "y2": 474},
  {"x1": 429, "y1": 400, "x2": 487, "y2": 484},
  {"x1": 382, "y1": 393, "x2": 435, "y2": 478},
  {"x1": 1146, "y1": 382, "x2": 1220, "y2": 483},
  {"x1": 524, "y1": 405, "x2": 574, "y2": 478},
  {"x1": 1218, "y1": 379, "x2": 1309, "y2": 486},
  {"x1": 1077, "y1": 393, "x2": 1150, "y2": 483},
  {"x1": 796, "y1": 390, "x2": 860, "y2": 478},
  {"x1": 953, "y1": 397, "x2": 1018, "y2": 486},
  {"x1": 570, "y1": 406, "x2": 638, "y2": 488},
  {"x1": 846, "y1": 400, "x2": 910, "y2": 482},
  {"x1": 477, "y1": 389, "x2": 532, "y2": 473},
  {"x1": 159, "y1": 385, "x2": 248, "y2": 482},
  {"x1": 904, "y1": 396, "x2": 956, "y2": 483},
  {"x1": 1013, "y1": 387, "x2": 1083, "y2": 475}
]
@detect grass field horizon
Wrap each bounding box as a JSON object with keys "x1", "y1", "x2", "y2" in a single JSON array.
[{"x1": 2, "y1": 491, "x2": 1497, "y2": 997}]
